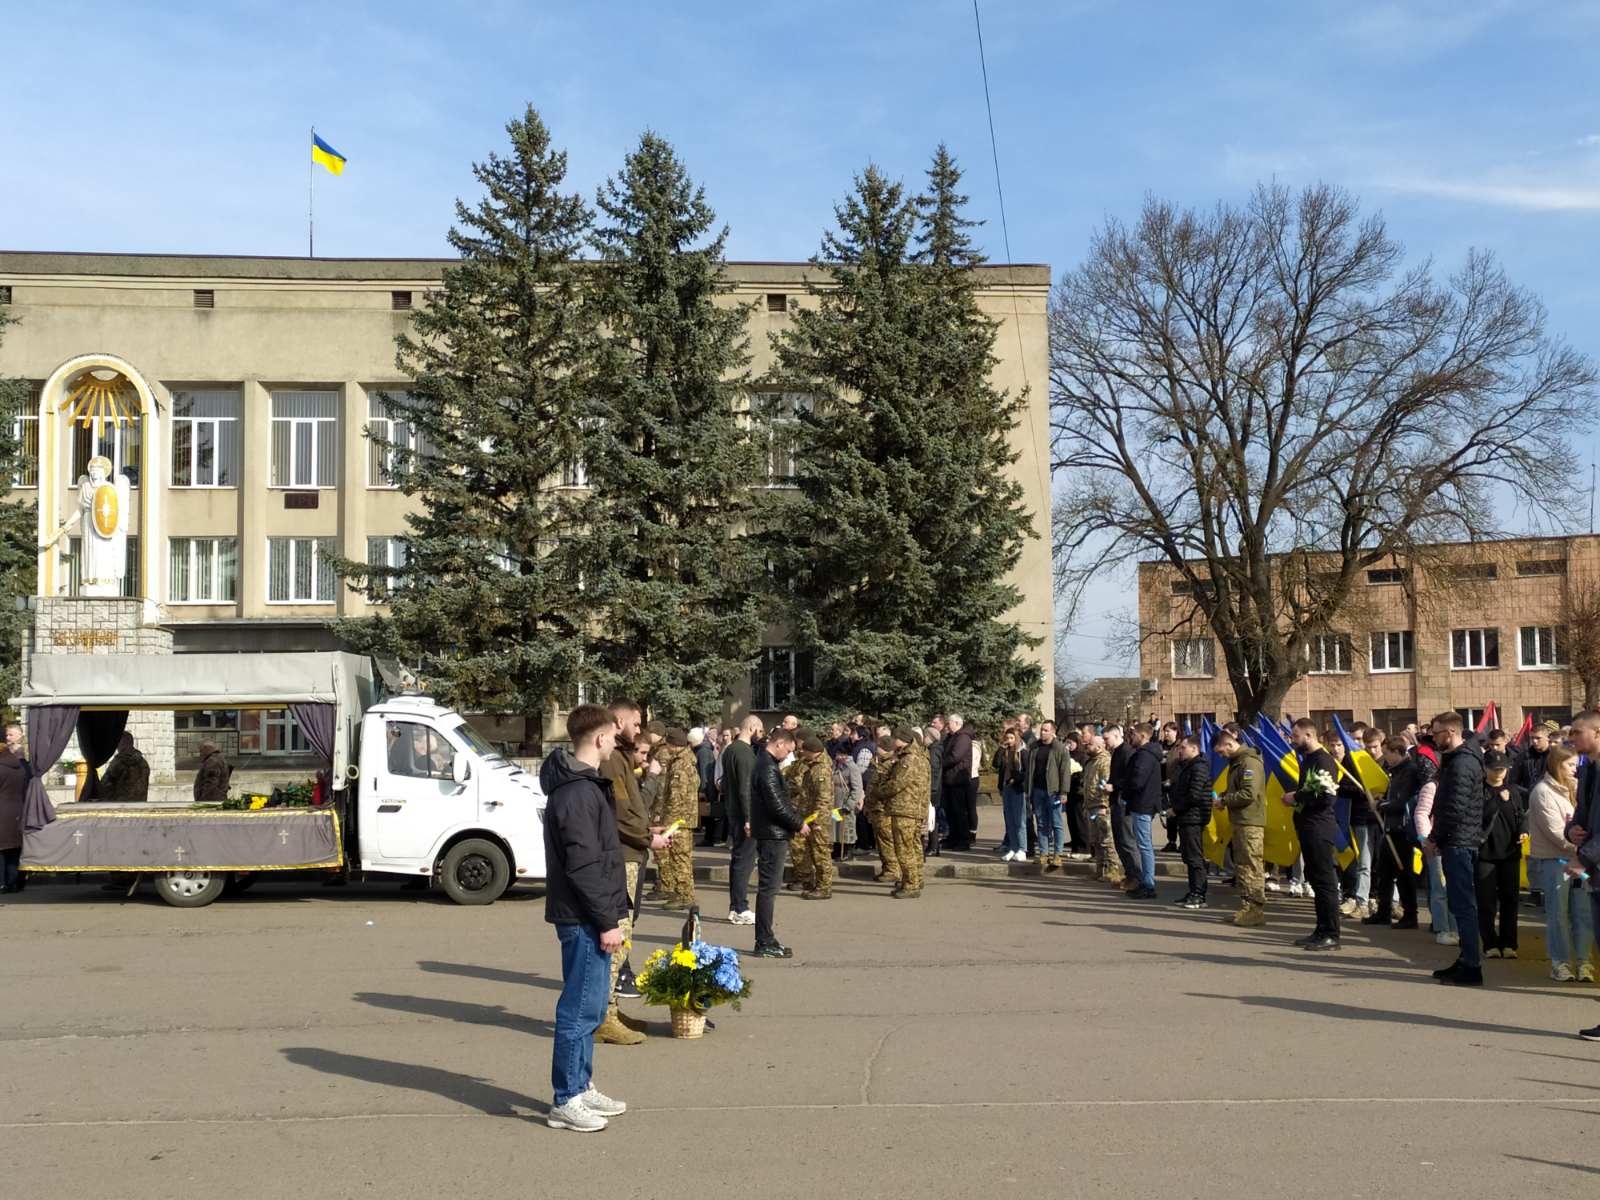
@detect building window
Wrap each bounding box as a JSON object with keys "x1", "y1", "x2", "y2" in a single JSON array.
[
  {"x1": 267, "y1": 536, "x2": 336, "y2": 603},
  {"x1": 1519, "y1": 625, "x2": 1567, "y2": 670},
  {"x1": 1370, "y1": 708, "x2": 1417, "y2": 735},
  {"x1": 0, "y1": 286, "x2": 11, "y2": 305},
  {"x1": 750, "y1": 646, "x2": 815, "y2": 710},
  {"x1": 1455, "y1": 706, "x2": 1499, "y2": 732},
  {"x1": 1516, "y1": 558, "x2": 1566, "y2": 577},
  {"x1": 72, "y1": 414, "x2": 142, "y2": 487},
  {"x1": 367, "y1": 391, "x2": 429, "y2": 486},
  {"x1": 270, "y1": 390, "x2": 338, "y2": 488},
  {"x1": 12, "y1": 383, "x2": 39, "y2": 488},
  {"x1": 765, "y1": 293, "x2": 788, "y2": 313},
  {"x1": 1366, "y1": 567, "x2": 1406, "y2": 585},
  {"x1": 752, "y1": 392, "x2": 811, "y2": 487},
  {"x1": 1451, "y1": 627, "x2": 1500, "y2": 670},
  {"x1": 1369, "y1": 630, "x2": 1414, "y2": 673},
  {"x1": 1174, "y1": 712, "x2": 1213, "y2": 733},
  {"x1": 1310, "y1": 709, "x2": 1355, "y2": 735},
  {"x1": 1525, "y1": 705, "x2": 1572, "y2": 729},
  {"x1": 170, "y1": 389, "x2": 241, "y2": 487},
  {"x1": 560, "y1": 450, "x2": 589, "y2": 489},
  {"x1": 262, "y1": 708, "x2": 311, "y2": 754},
  {"x1": 1171, "y1": 637, "x2": 1216, "y2": 679},
  {"x1": 391, "y1": 291, "x2": 413, "y2": 311},
  {"x1": 366, "y1": 536, "x2": 407, "y2": 600},
  {"x1": 1451, "y1": 562, "x2": 1497, "y2": 581},
  {"x1": 1306, "y1": 633, "x2": 1351, "y2": 675},
  {"x1": 169, "y1": 537, "x2": 238, "y2": 603}
]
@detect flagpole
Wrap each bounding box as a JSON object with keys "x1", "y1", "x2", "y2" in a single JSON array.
[{"x1": 308, "y1": 126, "x2": 315, "y2": 258}]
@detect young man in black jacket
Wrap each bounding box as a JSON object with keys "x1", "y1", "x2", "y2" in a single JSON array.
[
  {"x1": 1427, "y1": 710, "x2": 1486, "y2": 986},
  {"x1": 1121, "y1": 724, "x2": 1164, "y2": 898},
  {"x1": 1477, "y1": 749, "x2": 1526, "y2": 959},
  {"x1": 1167, "y1": 735, "x2": 1212, "y2": 908},
  {"x1": 1284, "y1": 719, "x2": 1343, "y2": 951},
  {"x1": 750, "y1": 726, "x2": 807, "y2": 958},
  {"x1": 1363, "y1": 736, "x2": 1422, "y2": 929},
  {"x1": 539, "y1": 703, "x2": 631, "y2": 1133}
]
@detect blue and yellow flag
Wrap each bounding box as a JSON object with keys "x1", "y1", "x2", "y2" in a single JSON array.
[{"x1": 312, "y1": 132, "x2": 347, "y2": 176}]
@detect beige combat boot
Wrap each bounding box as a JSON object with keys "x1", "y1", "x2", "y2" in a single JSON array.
[
  {"x1": 595, "y1": 1009, "x2": 645, "y2": 1045},
  {"x1": 1232, "y1": 907, "x2": 1265, "y2": 928}
]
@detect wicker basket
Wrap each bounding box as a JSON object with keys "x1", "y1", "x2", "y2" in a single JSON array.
[{"x1": 670, "y1": 1007, "x2": 706, "y2": 1039}]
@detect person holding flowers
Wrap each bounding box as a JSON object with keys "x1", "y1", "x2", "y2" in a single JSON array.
[{"x1": 1283, "y1": 719, "x2": 1343, "y2": 952}]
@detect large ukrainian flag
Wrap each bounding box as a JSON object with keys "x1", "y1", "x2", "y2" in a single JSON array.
[{"x1": 312, "y1": 132, "x2": 347, "y2": 176}]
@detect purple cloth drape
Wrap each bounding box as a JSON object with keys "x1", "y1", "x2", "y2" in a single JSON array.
[
  {"x1": 291, "y1": 703, "x2": 336, "y2": 767},
  {"x1": 23, "y1": 704, "x2": 79, "y2": 833}
]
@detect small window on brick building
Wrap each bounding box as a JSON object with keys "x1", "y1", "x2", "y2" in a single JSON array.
[
  {"x1": 193, "y1": 289, "x2": 215, "y2": 309},
  {"x1": 0, "y1": 286, "x2": 12, "y2": 305},
  {"x1": 391, "y1": 290, "x2": 412, "y2": 311},
  {"x1": 1516, "y1": 558, "x2": 1566, "y2": 577},
  {"x1": 766, "y1": 293, "x2": 788, "y2": 314},
  {"x1": 1452, "y1": 562, "x2": 1497, "y2": 581}
]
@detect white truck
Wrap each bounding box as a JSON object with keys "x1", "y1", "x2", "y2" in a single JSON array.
[{"x1": 18, "y1": 652, "x2": 547, "y2": 908}]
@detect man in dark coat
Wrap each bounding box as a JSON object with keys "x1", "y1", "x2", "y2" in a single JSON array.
[
  {"x1": 1167, "y1": 735, "x2": 1213, "y2": 907},
  {"x1": 941, "y1": 715, "x2": 976, "y2": 851},
  {"x1": 1285, "y1": 719, "x2": 1344, "y2": 951},
  {"x1": 750, "y1": 726, "x2": 806, "y2": 957},
  {"x1": 1120, "y1": 724, "x2": 1164, "y2": 898},
  {"x1": 99, "y1": 733, "x2": 150, "y2": 803},
  {"x1": 192, "y1": 740, "x2": 231, "y2": 804},
  {"x1": 0, "y1": 722, "x2": 28, "y2": 893},
  {"x1": 1426, "y1": 711, "x2": 1486, "y2": 986}
]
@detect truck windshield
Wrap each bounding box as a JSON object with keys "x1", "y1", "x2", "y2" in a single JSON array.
[{"x1": 449, "y1": 719, "x2": 501, "y2": 760}]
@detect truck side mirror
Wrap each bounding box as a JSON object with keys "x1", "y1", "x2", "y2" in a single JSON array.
[{"x1": 451, "y1": 755, "x2": 470, "y2": 785}]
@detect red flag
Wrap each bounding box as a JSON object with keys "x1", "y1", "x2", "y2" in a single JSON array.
[
  {"x1": 1511, "y1": 713, "x2": 1534, "y2": 750},
  {"x1": 1475, "y1": 703, "x2": 1498, "y2": 737}
]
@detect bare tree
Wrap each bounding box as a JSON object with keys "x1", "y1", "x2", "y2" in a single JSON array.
[
  {"x1": 1050, "y1": 183, "x2": 1596, "y2": 720},
  {"x1": 1560, "y1": 574, "x2": 1600, "y2": 711}
]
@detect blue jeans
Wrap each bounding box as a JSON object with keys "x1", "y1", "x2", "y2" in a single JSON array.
[
  {"x1": 1425, "y1": 851, "x2": 1456, "y2": 934},
  {"x1": 552, "y1": 922, "x2": 612, "y2": 1105},
  {"x1": 1132, "y1": 812, "x2": 1156, "y2": 888},
  {"x1": 1032, "y1": 788, "x2": 1063, "y2": 857},
  {"x1": 1001, "y1": 787, "x2": 1027, "y2": 854},
  {"x1": 1346, "y1": 825, "x2": 1375, "y2": 903},
  {"x1": 1439, "y1": 846, "x2": 1481, "y2": 969},
  {"x1": 1532, "y1": 859, "x2": 1595, "y2": 967}
]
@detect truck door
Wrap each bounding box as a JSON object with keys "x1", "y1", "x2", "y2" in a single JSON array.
[{"x1": 371, "y1": 719, "x2": 477, "y2": 863}]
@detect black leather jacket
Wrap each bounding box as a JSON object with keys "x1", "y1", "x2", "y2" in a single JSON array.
[{"x1": 751, "y1": 747, "x2": 804, "y2": 840}]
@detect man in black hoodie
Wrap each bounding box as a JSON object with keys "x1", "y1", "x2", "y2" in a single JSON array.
[
  {"x1": 539, "y1": 704, "x2": 631, "y2": 1133},
  {"x1": 750, "y1": 726, "x2": 807, "y2": 958}
]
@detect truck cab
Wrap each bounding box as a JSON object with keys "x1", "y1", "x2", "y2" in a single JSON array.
[{"x1": 357, "y1": 696, "x2": 546, "y2": 903}]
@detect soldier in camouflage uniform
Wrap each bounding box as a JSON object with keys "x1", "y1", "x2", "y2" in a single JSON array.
[
  {"x1": 863, "y1": 735, "x2": 900, "y2": 886},
  {"x1": 884, "y1": 726, "x2": 931, "y2": 898},
  {"x1": 657, "y1": 728, "x2": 700, "y2": 909},
  {"x1": 783, "y1": 753, "x2": 810, "y2": 891},
  {"x1": 793, "y1": 732, "x2": 835, "y2": 899}
]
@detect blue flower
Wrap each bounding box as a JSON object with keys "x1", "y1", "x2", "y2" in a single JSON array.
[
  {"x1": 712, "y1": 962, "x2": 743, "y2": 992},
  {"x1": 693, "y1": 940, "x2": 720, "y2": 968}
]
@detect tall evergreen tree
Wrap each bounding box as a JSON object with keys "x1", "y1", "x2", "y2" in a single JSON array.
[
  {"x1": 0, "y1": 312, "x2": 37, "y2": 711},
  {"x1": 770, "y1": 153, "x2": 1040, "y2": 722},
  {"x1": 581, "y1": 132, "x2": 762, "y2": 721},
  {"x1": 334, "y1": 106, "x2": 599, "y2": 750}
]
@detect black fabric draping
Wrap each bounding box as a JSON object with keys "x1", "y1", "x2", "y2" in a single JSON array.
[
  {"x1": 22, "y1": 704, "x2": 78, "y2": 833},
  {"x1": 291, "y1": 703, "x2": 336, "y2": 767},
  {"x1": 76, "y1": 710, "x2": 130, "y2": 802}
]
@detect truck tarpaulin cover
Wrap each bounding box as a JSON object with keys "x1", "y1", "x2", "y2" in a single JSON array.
[{"x1": 23, "y1": 807, "x2": 343, "y2": 871}]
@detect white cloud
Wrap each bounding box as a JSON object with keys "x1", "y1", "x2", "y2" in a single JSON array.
[
  {"x1": 1580, "y1": 134, "x2": 1600, "y2": 147},
  {"x1": 1376, "y1": 174, "x2": 1600, "y2": 211}
]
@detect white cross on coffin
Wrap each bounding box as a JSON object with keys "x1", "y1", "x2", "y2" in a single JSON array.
[
  {"x1": 173, "y1": 845, "x2": 186, "y2": 861},
  {"x1": 72, "y1": 830, "x2": 84, "y2": 844},
  {"x1": 278, "y1": 828, "x2": 290, "y2": 846}
]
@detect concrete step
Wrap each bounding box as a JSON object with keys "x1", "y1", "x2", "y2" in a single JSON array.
[{"x1": 675, "y1": 846, "x2": 1192, "y2": 885}]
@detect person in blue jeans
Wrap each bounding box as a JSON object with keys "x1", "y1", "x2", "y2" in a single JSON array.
[
  {"x1": 538, "y1": 703, "x2": 633, "y2": 1132},
  {"x1": 1120, "y1": 723, "x2": 1164, "y2": 897},
  {"x1": 992, "y1": 728, "x2": 1028, "y2": 862},
  {"x1": 1424, "y1": 712, "x2": 1485, "y2": 987}
]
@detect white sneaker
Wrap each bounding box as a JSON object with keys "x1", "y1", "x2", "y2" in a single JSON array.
[
  {"x1": 579, "y1": 1087, "x2": 626, "y2": 1117},
  {"x1": 1001, "y1": 851, "x2": 1016, "y2": 862},
  {"x1": 1434, "y1": 931, "x2": 1459, "y2": 946},
  {"x1": 1553, "y1": 963, "x2": 1575, "y2": 982},
  {"x1": 1502, "y1": 948, "x2": 1518, "y2": 960},
  {"x1": 728, "y1": 909, "x2": 755, "y2": 925},
  {"x1": 547, "y1": 1098, "x2": 607, "y2": 1132},
  {"x1": 1339, "y1": 898, "x2": 1359, "y2": 916},
  {"x1": 1014, "y1": 853, "x2": 1029, "y2": 864},
  {"x1": 1581, "y1": 963, "x2": 1595, "y2": 983},
  {"x1": 1484, "y1": 947, "x2": 1501, "y2": 958},
  {"x1": 1265, "y1": 878, "x2": 1282, "y2": 893},
  {"x1": 1288, "y1": 881, "x2": 1304, "y2": 898}
]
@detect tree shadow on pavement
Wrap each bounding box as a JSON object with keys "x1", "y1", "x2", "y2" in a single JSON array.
[
  {"x1": 280, "y1": 1047, "x2": 545, "y2": 1116},
  {"x1": 353, "y1": 992, "x2": 553, "y2": 1036},
  {"x1": 417, "y1": 961, "x2": 560, "y2": 990},
  {"x1": 1503, "y1": 1154, "x2": 1600, "y2": 1176},
  {"x1": 1187, "y1": 992, "x2": 1573, "y2": 1040},
  {"x1": 1127, "y1": 946, "x2": 1429, "y2": 985}
]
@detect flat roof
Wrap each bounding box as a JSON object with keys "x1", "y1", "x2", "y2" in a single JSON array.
[{"x1": 0, "y1": 250, "x2": 1051, "y2": 286}]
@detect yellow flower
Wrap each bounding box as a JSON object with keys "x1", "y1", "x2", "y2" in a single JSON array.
[
  {"x1": 671, "y1": 948, "x2": 697, "y2": 969},
  {"x1": 644, "y1": 949, "x2": 668, "y2": 968}
]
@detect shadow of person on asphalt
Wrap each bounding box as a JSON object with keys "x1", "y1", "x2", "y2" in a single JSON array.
[
  {"x1": 352, "y1": 992, "x2": 554, "y2": 1035},
  {"x1": 1186, "y1": 991, "x2": 1573, "y2": 1040},
  {"x1": 416, "y1": 961, "x2": 561, "y2": 990},
  {"x1": 280, "y1": 1047, "x2": 545, "y2": 1116}
]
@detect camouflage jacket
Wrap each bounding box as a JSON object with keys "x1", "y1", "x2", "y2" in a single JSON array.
[
  {"x1": 662, "y1": 746, "x2": 700, "y2": 825},
  {"x1": 794, "y1": 753, "x2": 833, "y2": 821},
  {"x1": 883, "y1": 742, "x2": 932, "y2": 820}
]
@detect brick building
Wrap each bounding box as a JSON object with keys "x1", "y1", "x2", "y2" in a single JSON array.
[{"x1": 1137, "y1": 535, "x2": 1594, "y2": 733}]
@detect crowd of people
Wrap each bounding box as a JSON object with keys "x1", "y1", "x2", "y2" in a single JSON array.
[{"x1": 536, "y1": 696, "x2": 1600, "y2": 1132}]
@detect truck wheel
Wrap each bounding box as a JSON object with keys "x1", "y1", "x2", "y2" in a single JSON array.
[
  {"x1": 439, "y1": 839, "x2": 510, "y2": 906},
  {"x1": 153, "y1": 871, "x2": 227, "y2": 908}
]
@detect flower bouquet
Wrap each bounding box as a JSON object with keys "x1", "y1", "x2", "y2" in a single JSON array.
[
  {"x1": 635, "y1": 939, "x2": 753, "y2": 1039},
  {"x1": 1291, "y1": 768, "x2": 1336, "y2": 813}
]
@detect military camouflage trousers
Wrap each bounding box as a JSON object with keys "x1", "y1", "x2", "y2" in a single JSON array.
[
  {"x1": 871, "y1": 810, "x2": 899, "y2": 881},
  {"x1": 790, "y1": 822, "x2": 833, "y2": 894},
  {"x1": 1087, "y1": 807, "x2": 1122, "y2": 881},
  {"x1": 609, "y1": 861, "x2": 639, "y2": 1007},
  {"x1": 890, "y1": 816, "x2": 924, "y2": 892},
  {"x1": 659, "y1": 835, "x2": 695, "y2": 902},
  {"x1": 1231, "y1": 824, "x2": 1266, "y2": 909}
]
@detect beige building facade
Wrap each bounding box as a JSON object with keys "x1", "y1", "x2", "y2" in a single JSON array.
[
  {"x1": 1138, "y1": 536, "x2": 1594, "y2": 734},
  {"x1": 0, "y1": 251, "x2": 1053, "y2": 730}
]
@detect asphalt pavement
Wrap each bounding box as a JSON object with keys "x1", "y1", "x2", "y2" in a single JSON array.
[{"x1": 4, "y1": 851, "x2": 1599, "y2": 1199}]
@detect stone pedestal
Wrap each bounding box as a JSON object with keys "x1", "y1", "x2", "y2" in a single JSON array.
[{"x1": 23, "y1": 597, "x2": 176, "y2": 784}]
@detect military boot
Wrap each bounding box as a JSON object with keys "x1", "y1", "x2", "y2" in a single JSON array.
[
  {"x1": 1232, "y1": 907, "x2": 1265, "y2": 928},
  {"x1": 615, "y1": 1009, "x2": 649, "y2": 1034},
  {"x1": 595, "y1": 1011, "x2": 645, "y2": 1045}
]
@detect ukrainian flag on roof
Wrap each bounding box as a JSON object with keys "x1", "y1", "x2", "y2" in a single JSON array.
[{"x1": 312, "y1": 133, "x2": 347, "y2": 176}]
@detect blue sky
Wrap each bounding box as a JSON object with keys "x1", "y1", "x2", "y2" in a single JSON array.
[{"x1": 4, "y1": 0, "x2": 1598, "y2": 676}]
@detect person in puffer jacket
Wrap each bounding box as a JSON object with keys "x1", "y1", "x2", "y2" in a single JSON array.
[{"x1": 1167, "y1": 735, "x2": 1214, "y2": 908}]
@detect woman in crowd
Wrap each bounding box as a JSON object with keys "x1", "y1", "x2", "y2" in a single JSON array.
[
  {"x1": 992, "y1": 727, "x2": 1028, "y2": 863},
  {"x1": 1527, "y1": 745, "x2": 1595, "y2": 981}
]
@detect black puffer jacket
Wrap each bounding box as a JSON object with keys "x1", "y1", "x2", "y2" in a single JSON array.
[
  {"x1": 1122, "y1": 743, "x2": 1165, "y2": 816},
  {"x1": 539, "y1": 750, "x2": 628, "y2": 932},
  {"x1": 1432, "y1": 743, "x2": 1485, "y2": 849},
  {"x1": 1169, "y1": 755, "x2": 1213, "y2": 826},
  {"x1": 751, "y1": 747, "x2": 805, "y2": 840}
]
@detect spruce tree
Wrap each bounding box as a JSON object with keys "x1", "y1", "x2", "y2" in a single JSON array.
[
  {"x1": 334, "y1": 106, "x2": 599, "y2": 750},
  {"x1": 0, "y1": 312, "x2": 37, "y2": 711},
  {"x1": 770, "y1": 152, "x2": 1040, "y2": 722},
  {"x1": 581, "y1": 132, "x2": 762, "y2": 722}
]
